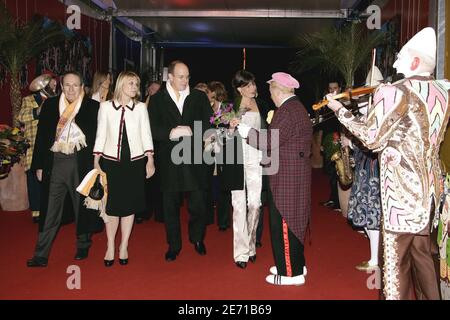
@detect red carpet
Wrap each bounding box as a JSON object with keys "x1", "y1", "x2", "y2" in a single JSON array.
[{"x1": 0, "y1": 169, "x2": 379, "y2": 299}]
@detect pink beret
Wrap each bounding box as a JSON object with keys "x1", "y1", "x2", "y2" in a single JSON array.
[{"x1": 266, "y1": 72, "x2": 300, "y2": 89}]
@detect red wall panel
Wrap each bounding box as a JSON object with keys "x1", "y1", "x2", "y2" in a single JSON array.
[{"x1": 382, "y1": 0, "x2": 431, "y2": 47}]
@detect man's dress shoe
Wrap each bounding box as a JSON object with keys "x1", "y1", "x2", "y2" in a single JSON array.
[
  {"x1": 194, "y1": 242, "x2": 206, "y2": 255},
  {"x1": 165, "y1": 249, "x2": 180, "y2": 262},
  {"x1": 27, "y1": 256, "x2": 48, "y2": 267},
  {"x1": 235, "y1": 261, "x2": 247, "y2": 269},
  {"x1": 74, "y1": 248, "x2": 89, "y2": 260}
]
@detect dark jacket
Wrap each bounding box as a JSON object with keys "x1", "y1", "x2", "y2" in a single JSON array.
[
  {"x1": 217, "y1": 97, "x2": 274, "y2": 191},
  {"x1": 31, "y1": 95, "x2": 102, "y2": 234},
  {"x1": 148, "y1": 87, "x2": 213, "y2": 192}
]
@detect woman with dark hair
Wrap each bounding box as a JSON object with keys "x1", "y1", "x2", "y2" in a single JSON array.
[{"x1": 218, "y1": 70, "x2": 273, "y2": 269}]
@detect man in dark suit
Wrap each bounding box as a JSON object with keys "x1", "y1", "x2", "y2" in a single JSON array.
[
  {"x1": 318, "y1": 81, "x2": 342, "y2": 211},
  {"x1": 27, "y1": 71, "x2": 101, "y2": 267},
  {"x1": 149, "y1": 60, "x2": 212, "y2": 261},
  {"x1": 231, "y1": 72, "x2": 312, "y2": 285}
]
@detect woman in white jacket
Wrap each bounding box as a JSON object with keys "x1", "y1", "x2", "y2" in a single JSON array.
[{"x1": 93, "y1": 71, "x2": 155, "y2": 267}]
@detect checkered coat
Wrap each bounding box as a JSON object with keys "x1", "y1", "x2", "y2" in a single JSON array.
[
  {"x1": 247, "y1": 96, "x2": 312, "y2": 242},
  {"x1": 17, "y1": 94, "x2": 42, "y2": 171}
]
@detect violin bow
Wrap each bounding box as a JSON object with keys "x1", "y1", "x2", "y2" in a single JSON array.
[{"x1": 368, "y1": 48, "x2": 377, "y2": 113}]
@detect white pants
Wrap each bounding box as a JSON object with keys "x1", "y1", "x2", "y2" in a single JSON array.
[{"x1": 231, "y1": 163, "x2": 262, "y2": 262}]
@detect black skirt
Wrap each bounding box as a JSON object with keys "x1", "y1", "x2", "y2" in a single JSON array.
[{"x1": 102, "y1": 125, "x2": 146, "y2": 217}]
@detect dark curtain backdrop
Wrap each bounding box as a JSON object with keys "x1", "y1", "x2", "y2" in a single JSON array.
[
  {"x1": 114, "y1": 26, "x2": 141, "y2": 75},
  {"x1": 163, "y1": 47, "x2": 318, "y2": 112}
]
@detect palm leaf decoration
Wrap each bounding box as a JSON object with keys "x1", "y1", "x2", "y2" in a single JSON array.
[
  {"x1": 0, "y1": 2, "x2": 66, "y2": 126},
  {"x1": 291, "y1": 22, "x2": 385, "y2": 89}
]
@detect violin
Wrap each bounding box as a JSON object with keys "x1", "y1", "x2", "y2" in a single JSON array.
[{"x1": 312, "y1": 86, "x2": 377, "y2": 111}]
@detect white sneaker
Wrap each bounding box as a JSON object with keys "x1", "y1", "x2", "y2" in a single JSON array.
[
  {"x1": 265, "y1": 274, "x2": 305, "y2": 286},
  {"x1": 269, "y1": 266, "x2": 307, "y2": 276}
]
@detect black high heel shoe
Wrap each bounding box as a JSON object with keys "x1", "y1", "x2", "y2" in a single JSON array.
[
  {"x1": 249, "y1": 255, "x2": 256, "y2": 263},
  {"x1": 104, "y1": 259, "x2": 114, "y2": 267},
  {"x1": 119, "y1": 246, "x2": 128, "y2": 265}
]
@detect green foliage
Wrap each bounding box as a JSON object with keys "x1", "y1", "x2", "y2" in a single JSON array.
[
  {"x1": 292, "y1": 22, "x2": 385, "y2": 89},
  {"x1": 322, "y1": 131, "x2": 340, "y2": 162},
  {"x1": 0, "y1": 3, "x2": 66, "y2": 76},
  {"x1": 0, "y1": 1, "x2": 66, "y2": 125}
]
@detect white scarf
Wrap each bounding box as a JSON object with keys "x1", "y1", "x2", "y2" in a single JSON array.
[
  {"x1": 50, "y1": 92, "x2": 87, "y2": 154},
  {"x1": 76, "y1": 168, "x2": 109, "y2": 223},
  {"x1": 166, "y1": 81, "x2": 190, "y2": 115}
]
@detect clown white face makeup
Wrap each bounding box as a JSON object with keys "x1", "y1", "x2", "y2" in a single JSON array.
[
  {"x1": 393, "y1": 27, "x2": 437, "y2": 78},
  {"x1": 393, "y1": 49, "x2": 417, "y2": 78}
]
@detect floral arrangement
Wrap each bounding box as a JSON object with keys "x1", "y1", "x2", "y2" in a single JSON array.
[
  {"x1": 322, "y1": 131, "x2": 341, "y2": 161},
  {"x1": 0, "y1": 124, "x2": 30, "y2": 179},
  {"x1": 209, "y1": 102, "x2": 250, "y2": 128}
]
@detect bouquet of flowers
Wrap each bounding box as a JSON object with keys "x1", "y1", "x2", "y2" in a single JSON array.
[
  {"x1": 0, "y1": 124, "x2": 30, "y2": 179},
  {"x1": 209, "y1": 102, "x2": 250, "y2": 128},
  {"x1": 205, "y1": 102, "x2": 250, "y2": 154}
]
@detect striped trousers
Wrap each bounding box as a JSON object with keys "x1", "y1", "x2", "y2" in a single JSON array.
[{"x1": 268, "y1": 190, "x2": 305, "y2": 277}]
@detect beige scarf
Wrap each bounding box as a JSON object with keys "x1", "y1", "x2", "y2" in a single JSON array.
[
  {"x1": 76, "y1": 168, "x2": 109, "y2": 223},
  {"x1": 50, "y1": 92, "x2": 87, "y2": 154}
]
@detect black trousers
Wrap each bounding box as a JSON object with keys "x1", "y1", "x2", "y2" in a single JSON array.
[
  {"x1": 26, "y1": 169, "x2": 41, "y2": 212},
  {"x1": 256, "y1": 208, "x2": 264, "y2": 243},
  {"x1": 207, "y1": 176, "x2": 231, "y2": 228},
  {"x1": 162, "y1": 190, "x2": 207, "y2": 252},
  {"x1": 34, "y1": 154, "x2": 91, "y2": 259},
  {"x1": 256, "y1": 189, "x2": 268, "y2": 243},
  {"x1": 268, "y1": 190, "x2": 305, "y2": 277},
  {"x1": 324, "y1": 161, "x2": 339, "y2": 206},
  {"x1": 137, "y1": 174, "x2": 163, "y2": 221},
  {"x1": 216, "y1": 189, "x2": 231, "y2": 228}
]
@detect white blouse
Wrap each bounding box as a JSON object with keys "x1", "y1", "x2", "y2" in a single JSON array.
[{"x1": 240, "y1": 111, "x2": 262, "y2": 165}]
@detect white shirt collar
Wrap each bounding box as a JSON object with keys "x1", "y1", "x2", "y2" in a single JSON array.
[{"x1": 166, "y1": 81, "x2": 190, "y2": 115}]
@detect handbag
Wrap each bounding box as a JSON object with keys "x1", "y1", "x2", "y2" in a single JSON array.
[{"x1": 89, "y1": 175, "x2": 104, "y2": 200}]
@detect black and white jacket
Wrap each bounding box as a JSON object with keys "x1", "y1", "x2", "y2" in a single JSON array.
[{"x1": 94, "y1": 100, "x2": 154, "y2": 161}]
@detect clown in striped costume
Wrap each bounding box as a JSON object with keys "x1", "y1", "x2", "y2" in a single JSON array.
[{"x1": 327, "y1": 28, "x2": 450, "y2": 299}]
